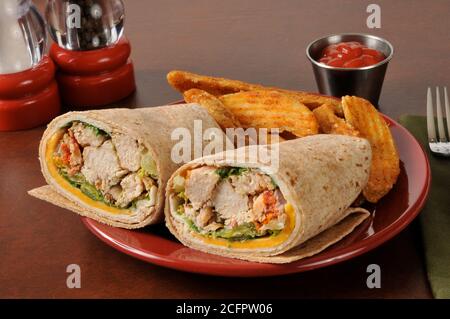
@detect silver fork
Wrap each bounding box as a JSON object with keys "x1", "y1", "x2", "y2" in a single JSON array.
[{"x1": 427, "y1": 87, "x2": 450, "y2": 157}]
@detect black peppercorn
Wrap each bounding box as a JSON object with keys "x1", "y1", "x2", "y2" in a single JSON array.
[{"x1": 70, "y1": 0, "x2": 108, "y2": 50}]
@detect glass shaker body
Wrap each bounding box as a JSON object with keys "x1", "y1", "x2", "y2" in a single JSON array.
[
  {"x1": 0, "y1": 0, "x2": 46, "y2": 74},
  {"x1": 46, "y1": 0, "x2": 125, "y2": 51},
  {"x1": 46, "y1": 0, "x2": 134, "y2": 108},
  {"x1": 0, "y1": 0, "x2": 60, "y2": 131}
]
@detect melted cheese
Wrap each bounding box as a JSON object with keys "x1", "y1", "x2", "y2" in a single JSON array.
[
  {"x1": 193, "y1": 203, "x2": 295, "y2": 249},
  {"x1": 45, "y1": 129, "x2": 131, "y2": 215}
]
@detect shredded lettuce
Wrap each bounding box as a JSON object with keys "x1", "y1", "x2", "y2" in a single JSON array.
[
  {"x1": 183, "y1": 216, "x2": 200, "y2": 233},
  {"x1": 215, "y1": 167, "x2": 248, "y2": 179},
  {"x1": 180, "y1": 215, "x2": 278, "y2": 241},
  {"x1": 176, "y1": 205, "x2": 184, "y2": 215},
  {"x1": 59, "y1": 170, "x2": 85, "y2": 188},
  {"x1": 59, "y1": 169, "x2": 105, "y2": 203},
  {"x1": 214, "y1": 223, "x2": 259, "y2": 241},
  {"x1": 270, "y1": 176, "x2": 278, "y2": 188},
  {"x1": 140, "y1": 152, "x2": 158, "y2": 179},
  {"x1": 84, "y1": 123, "x2": 108, "y2": 137},
  {"x1": 80, "y1": 183, "x2": 104, "y2": 202},
  {"x1": 214, "y1": 224, "x2": 281, "y2": 241},
  {"x1": 172, "y1": 175, "x2": 185, "y2": 193},
  {"x1": 177, "y1": 191, "x2": 188, "y2": 202},
  {"x1": 267, "y1": 229, "x2": 281, "y2": 237}
]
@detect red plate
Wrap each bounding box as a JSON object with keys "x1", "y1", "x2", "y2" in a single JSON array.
[{"x1": 81, "y1": 113, "x2": 430, "y2": 277}]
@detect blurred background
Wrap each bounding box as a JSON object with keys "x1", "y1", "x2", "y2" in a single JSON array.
[{"x1": 34, "y1": 0, "x2": 450, "y2": 119}]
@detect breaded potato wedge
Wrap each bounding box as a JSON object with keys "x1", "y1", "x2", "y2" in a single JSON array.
[
  {"x1": 168, "y1": 70, "x2": 257, "y2": 96},
  {"x1": 183, "y1": 89, "x2": 283, "y2": 145},
  {"x1": 167, "y1": 70, "x2": 341, "y2": 110},
  {"x1": 220, "y1": 90, "x2": 319, "y2": 138},
  {"x1": 183, "y1": 89, "x2": 241, "y2": 129},
  {"x1": 342, "y1": 96, "x2": 400, "y2": 203},
  {"x1": 313, "y1": 104, "x2": 359, "y2": 136},
  {"x1": 286, "y1": 92, "x2": 343, "y2": 112}
]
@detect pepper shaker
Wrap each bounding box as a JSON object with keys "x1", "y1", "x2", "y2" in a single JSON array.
[
  {"x1": 0, "y1": 0, "x2": 60, "y2": 131},
  {"x1": 46, "y1": 0, "x2": 135, "y2": 108}
]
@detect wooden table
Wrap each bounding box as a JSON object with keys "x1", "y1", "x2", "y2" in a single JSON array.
[{"x1": 2, "y1": 0, "x2": 448, "y2": 298}]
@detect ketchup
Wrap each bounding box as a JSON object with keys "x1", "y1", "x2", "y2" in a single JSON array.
[{"x1": 319, "y1": 42, "x2": 385, "y2": 68}]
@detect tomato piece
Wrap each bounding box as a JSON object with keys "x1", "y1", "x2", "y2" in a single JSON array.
[
  {"x1": 344, "y1": 46, "x2": 362, "y2": 60},
  {"x1": 327, "y1": 58, "x2": 345, "y2": 67},
  {"x1": 326, "y1": 49, "x2": 341, "y2": 58},
  {"x1": 347, "y1": 41, "x2": 363, "y2": 48},
  {"x1": 362, "y1": 48, "x2": 385, "y2": 60},
  {"x1": 336, "y1": 42, "x2": 351, "y2": 51},
  {"x1": 61, "y1": 143, "x2": 71, "y2": 165},
  {"x1": 322, "y1": 44, "x2": 338, "y2": 57},
  {"x1": 362, "y1": 54, "x2": 379, "y2": 66},
  {"x1": 318, "y1": 42, "x2": 384, "y2": 68},
  {"x1": 343, "y1": 57, "x2": 365, "y2": 68}
]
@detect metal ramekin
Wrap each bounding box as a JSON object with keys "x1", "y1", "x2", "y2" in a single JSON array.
[{"x1": 306, "y1": 33, "x2": 394, "y2": 106}]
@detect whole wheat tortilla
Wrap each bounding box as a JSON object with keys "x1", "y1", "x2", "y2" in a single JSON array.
[
  {"x1": 29, "y1": 104, "x2": 225, "y2": 229},
  {"x1": 165, "y1": 134, "x2": 372, "y2": 263}
]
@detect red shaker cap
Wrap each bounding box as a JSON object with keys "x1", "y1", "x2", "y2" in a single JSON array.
[
  {"x1": 50, "y1": 37, "x2": 136, "y2": 108},
  {"x1": 0, "y1": 56, "x2": 60, "y2": 131},
  {"x1": 50, "y1": 38, "x2": 131, "y2": 75},
  {"x1": 0, "y1": 56, "x2": 56, "y2": 100}
]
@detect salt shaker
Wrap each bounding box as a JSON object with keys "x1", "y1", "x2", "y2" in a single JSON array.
[
  {"x1": 0, "y1": 0, "x2": 60, "y2": 131},
  {"x1": 46, "y1": 0, "x2": 136, "y2": 108}
]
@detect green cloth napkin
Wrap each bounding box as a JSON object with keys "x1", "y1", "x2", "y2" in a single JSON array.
[{"x1": 399, "y1": 115, "x2": 450, "y2": 299}]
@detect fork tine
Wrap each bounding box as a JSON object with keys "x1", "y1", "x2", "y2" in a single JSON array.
[
  {"x1": 445, "y1": 87, "x2": 450, "y2": 140},
  {"x1": 427, "y1": 87, "x2": 437, "y2": 141},
  {"x1": 436, "y1": 87, "x2": 447, "y2": 141}
]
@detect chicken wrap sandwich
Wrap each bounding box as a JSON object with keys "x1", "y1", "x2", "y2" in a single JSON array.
[
  {"x1": 29, "y1": 104, "x2": 225, "y2": 228},
  {"x1": 165, "y1": 134, "x2": 372, "y2": 263}
]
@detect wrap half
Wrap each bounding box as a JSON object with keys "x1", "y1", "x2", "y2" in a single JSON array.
[
  {"x1": 165, "y1": 134, "x2": 372, "y2": 263},
  {"x1": 29, "y1": 104, "x2": 224, "y2": 228}
]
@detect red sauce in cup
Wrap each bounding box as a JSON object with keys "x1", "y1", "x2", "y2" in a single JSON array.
[{"x1": 319, "y1": 41, "x2": 385, "y2": 68}]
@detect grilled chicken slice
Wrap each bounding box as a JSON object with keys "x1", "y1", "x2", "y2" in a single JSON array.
[
  {"x1": 196, "y1": 206, "x2": 214, "y2": 227},
  {"x1": 229, "y1": 171, "x2": 275, "y2": 195},
  {"x1": 116, "y1": 173, "x2": 144, "y2": 208},
  {"x1": 81, "y1": 140, "x2": 128, "y2": 193},
  {"x1": 212, "y1": 180, "x2": 250, "y2": 221},
  {"x1": 185, "y1": 166, "x2": 220, "y2": 210},
  {"x1": 112, "y1": 134, "x2": 142, "y2": 172},
  {"x1": 70, "y1": 122, "x2": 106, "y2": 147}
]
